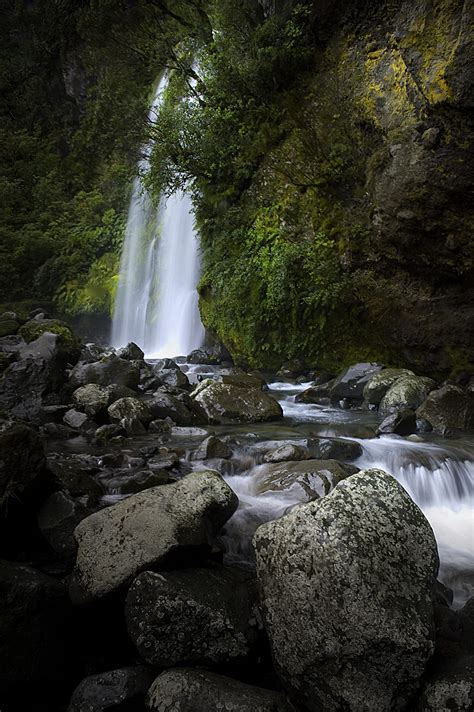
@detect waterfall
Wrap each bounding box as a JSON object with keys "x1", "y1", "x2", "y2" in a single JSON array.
[{"x1": 112, "y1": 74, "x2": 205, "y2": 358}]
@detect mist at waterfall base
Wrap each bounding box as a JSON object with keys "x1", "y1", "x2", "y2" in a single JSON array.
[{"x1": 112, "y1": 76, "x2": 205, "y2": 358}]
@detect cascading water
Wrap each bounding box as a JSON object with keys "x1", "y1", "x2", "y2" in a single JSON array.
[{"x1": 112, "y1": 74, "x2": 205, "y2": 357}]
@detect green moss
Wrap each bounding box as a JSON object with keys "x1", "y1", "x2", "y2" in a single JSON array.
[{"x1": 18, "y1": 318, "x2": 81, "y2": 358}]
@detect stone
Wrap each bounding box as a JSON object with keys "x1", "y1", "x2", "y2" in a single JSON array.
[
  {"x1": 417, "y1": 655, "x2": 474, "y2": 711},
  {"x1": 263, "y1": 443, "x2": 312, "y2": 463},
  {"x1": 116, "y1": 342, "x2": 145, "y2": 361},
  {"x1": 69, "y1": 354, "x2": 140, "y2": 390},
  {"x1": 121, "y1": 416, "x2": 146, "y2": 436},
  {"x1": 72, "y1": 383, "x2": 110, "y2": 417},
  {"x1": 295, "y1": 380, "x2": 335, "y2": 403},
  {"x1": 459, "y1": 597, "x2": 474, "y2": 654},
  {"x1": 253, "y1": 469, "x2": 439, "y2": 712},
  {"x1": 363, "y1": 368, "x2": 414, "y2": 406},
  {"x1": 146, "y1": 668, "x2": 295, "y2": 712},
  {"x1": 108, "y1": 397, "x2": 153, "y2": 425},
  {"x1": 417, "y1": 385, "x2": 474, "y2": 434},
  {"x1": 46, "y1": 454, "x2": 103, "y2": 503},
  {"x1": 70, "y1": 471, "x2": 238, "y2": 603},
  {"x1": 0, "y1": 423, "x2": 47, "y2": 507},
  {"x1": 0, "y1": 319, "x2": 19, "y2": 337},
  {"x1": 216, "y1": 369, "x2": 265, "y2": 390},
  {"x1": 379, "y1": 375, "x2": 437, "y2": 415},
  {"x1": 148, "y1": 392, "x2": 196, "y2": 426},
  {"x1": 18, "y1": 318, "x2": 80, "y2": 361},
  {"x1": 149, "y1": 418, "x2": 174, "y2": 433},
  {"x1": 192, "y1": 379, "x2": 282, "y2": 424},
  {"x1": 155, "y1": 366, "x2": 190, "y2": 390},
  {"x1": 254, "y1": 459, "x2": 356, "y2": 500},
  {"x1": 377, "y1": 408, "x2": 417, "y2": 435},
  {"x1": 312, "y1": 437, "x2": 363, "y2": 461},
  {"x1": 63, "y1": 408, "x2": 94, "y2": 430},
  {"x1": 191, "y1": 435, "x2": 232, "y2": 460},
  {"x1": 105, "y1": 469, "x2": 171, "y2": 495},
  {"x1": 330, "y1": 363, "x2": 383, "y2": 403},
  {"x1": 68, "y1": 666, "x2": 154, "y2": 712},
  {"x1": 94, "y1": 423, "x2": 126, "y2": 441},
  {"x1": 126, "y1": 567, "x2": 257, "y2": 666},
  {"x1": 38, "y1": 491, "x2": 92, "y2": 559}
]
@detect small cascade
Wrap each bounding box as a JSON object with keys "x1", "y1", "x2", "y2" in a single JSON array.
[{"x1": 112, "y1": 74, "x2": 205, "y2": 357}]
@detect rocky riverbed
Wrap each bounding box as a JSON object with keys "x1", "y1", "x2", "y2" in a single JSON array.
[{"x1": 0, "y1": 310, "x2": 473, "y2": 711}]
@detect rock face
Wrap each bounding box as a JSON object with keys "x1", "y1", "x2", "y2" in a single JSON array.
[
  {"x1": 330, "y1": 363, "x2": 383, "y2": 403},
  {"x1": 68, "y1": 666, "x2": 154, "y2": 712},
  {"x1": 379, "y1": 375, "x2": 437, "y2": 414},
  {"x1": 253, "y1": 469, "x2": 439, "y2": 712},
  {"x1": 417, "y1": 385, "x2": 474, "y2": 434},
  {"x1": 146, "y1": 668, "x2": 295, "y2": 712},
  {"x1": 192, "y1": 379, "x2": 282, "y2": 424},
  {"x1": 70, "y1": 471, "x2": 238, "y2": 604},
  {"x1": 126, "y1": 567, "x2": 257, "y2": 666}
]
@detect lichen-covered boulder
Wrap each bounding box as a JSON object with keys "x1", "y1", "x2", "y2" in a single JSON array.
[
  {"x1": 253, "y1": 469, "x2": 439, "y2": 712},
  {"x1": 126, "y1": 567, "x2": 257, "y2": 666},
  {"x1": 417, "y1": 385, "x2": 474, "y2": 434},
  {"x1": 70, "y1": 471, "x2": 238, "y2": 604},
  {"x1": 330, "y1": 363, "x2": 383, "y2": 403},
  {"x1": 363, "y1": 368, "x2": 414, "y2": 406},
  {"x1": 379, "y1": 374, "x2": 437, "y2": 414},
  {"x1": 146, "y1": 668, "x2": 296, "y2": 712},
  {"x1": 417, "y1": 655, "x2": 474, "y2": 711},
  {"x1": 68, "y1": 666, "x2": 154, "y2": 712},
  {"x1": 69, "y1": 354, "x2": 140, "y2": 390},
  {"x1": 191, "y1": 379, "x2": 282, "y2": 424},
  {"x1": 107, "y1": 397, "x2": 153, "y2": 426},
  {"x1": 72, "y1": 384, "x2": 110, "y2": 417},
  {"x1": 254, "y1": 459, "x2": 356, "y2": 501}
]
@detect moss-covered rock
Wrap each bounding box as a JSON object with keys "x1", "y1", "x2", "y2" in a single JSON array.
[
  {"x1": 379, "y1": 374, "x2": 437, "y2": 414},
  {"x1": 18, "y1": 319, "x2": 80, "y2": 361},
  {"x1": 191, "y1": 379, "x2": 282, "y2": 424}
]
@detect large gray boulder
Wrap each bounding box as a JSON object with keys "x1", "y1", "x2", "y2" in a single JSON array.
[
  {"x1": 264, "y1": 443, "x2": 311, "y2": 463},
  {"x1": 379, "y1": 374, "x2": 437, "y2": 414},
  {"x1": 363, "y1": 368, "x2": 414, "y2": 406},
  {"x1": 192, "y1": 379, "x2": 282, "y2": 424},
  {"x1": 107, "y1": 396, "x2": 153, "y2": 425},
  {"x1": 254, "y1": 459, "x2": 356, "y2": 501},
  {"x1": 126, "y1": 567, "x2": 258, "y2": 666},
  {"x1": 146, "y1": 668, "x2": 296, "y2": 712},
  {"x1": 70, "y1": 471, "x2": 238, "y2": 604},
  {"x1": 253, "y1": 469, "x2": 439, "y2": 712},
  {"x1": 417, "y1": 385, "x2": 474, "y2": 434},
  {"x1": 68, "y1": 666, "x2": 154, "y2": 712},
  {"x1": 330, "y1": 363, "x2": 383, "y2": 403},
  {"x1": 69, "y1": 354, "x2": 140, "y2": 390},
  {"x1": 72, "y1": 383, "x2": 135, "y2": 418}
]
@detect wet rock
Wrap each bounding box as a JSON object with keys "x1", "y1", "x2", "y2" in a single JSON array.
[
  {"x1": 254, "y1": 459, "x2": 356, "y2": 500},
  {"x1": 146, "y1": 668, "x2": 295, "y2": 712},
  {"x1": 264, "y1": 443, "x2": 311, "y2": 463},
  {"x1": 254, "y1": 469, "x2": 439, "y2": 712},
  {"x1": 116, "y1": 342, "x2": 145, "y2": 361},
  {"x1": 152, "y1": 362, "x2": 190, "y2": 390},
  {"x1": 417, "y1": 385, "x2": 474, "y2": 434},
  {"x1": 0, "y1": 318, "x2": 19, "y2": 337},
  {"x1": 105, "y1": 469, "x2": 171, "y2": 495},
  {"x1": 70, "y1": 471, "x2": 238, "y2": 604},
  {"x1": 417, "y1": 655, "x2": 474, "y2": 711},
  {"x1": 216, "y1": 368, "x2": 265, "y2": 390},
  {"x1": 192, "y1": 379, "x2": 282, "y2": 424},
  {"x1": 377, "y1": 408, "x2": 417, "y2": 435},
  {"x1": 126, "y1": 567, "x2": 258, "y2": 666},
  {"x1": 0, "y1": 560, "x2": 70, "y2": 692},
  {"x1": 68, "y1": 666, "x2": 154, "y2": 712},
  {"x1": 38, "y1": 491, "x2": 92, "y2": 560},
  {"x1": 312, "y1": 437, "x2": 363, "y2": 461},
  {"x1": 63, "y1": 408, "x2": 95, "y2": 430},
  {"x1": 191, "y1": 435, "x2": 232, "y2": 460},
  {"x1": 18, "y1": 318, "x2": 80, "y2": 361},
  {"x1": 459, "y1": 597, "x2": 474, "y2": 653},
  {"x1": 363, "y1": 368, "x2": 414, "y2": 406},
  {"x1": 295, "y1": 379, "x2": 335, "y2": 403},
  {"x1": 149, "y1": 418, "x2": 174, "y2": 433},
  {"x1": 108, "y1": 396, "x2": 153, "y2": 426},
  {"x1": 148, "y1": 392, "x2": 196, "y2": 426},
  {"x1": 379, "y1": 375, "x2": 437, "y2": 415},
  {"x1": 94, "y1": 423, "x2": 126, "y2": 441},
  {"x1": 187, "y1": 343, "x2": 231, "y2": 365},
  {"x1": 73, "y1": 383, "x2": 110, "y2": 417},
  {"x1": 121, "y1": 416, "x2": 146, "y2": 436},
  {"x1": 46, "y1": 454, "x2": 103, "y2": 504},
  {"x1": 330, "y1": 363, "x2": 383, "y2": 403},
  {"x1": 69, "y1": 354, "x2": 140, "y2": 390}
]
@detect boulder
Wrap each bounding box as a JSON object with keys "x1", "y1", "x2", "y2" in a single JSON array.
[
  {"x1": 108, "y1": 397, "x2": 153, "y2": 426},
  {"x1": 148, "y1": 392, "x2": 196, "y2": 426},
  {"x1": 126, "y1": 567, "x2": 258, "y2": 666},
  {"x1": 459, "y1": 597, "x2": 474, "y2": 654},
  {"x1": 63, "y1": 408, "x2": 94, "y2": 431},
  {"x1": 216, "y1": 369, "x2": 265, "y2": 390},
  {"x1": 417, "y1": 385, "x2": 474, "y2": 434},
  {"x1": 18, "y1": 318, "x2": 80, "y2": 361},
  {"x1": 192, "y1": 379, "x2": 282, "y2": 424},
  {"x1": 379, "y1": 375, "x2": 437, "y2": 415},
  {"x1": 295, "y1": 380, "x2": 335, "y2": 403},
  {"x1": 116, "y1": 342, "x2": 145, "y2": 361},
  {"x1": 363, "y1": 368, "x2": 414, "y2": 406},
  {"x1": 0, "y1": 318, "x2": 19, "y2": 337},
  {"x1": 254, "y1": 459, "x2": 356, "y2": 501},
  {"x1": 72, "y1": 383, "x2": 110, "y2": 417},
  {"x1": 151, "y1": 362, "x2": 190, "y2": 389},
  {"x1": 69, "y1": 354, "x2": 140, "y2": 390},
  {"x1": 330, "y1": 363, "x2": 383, "y2": 403},
  {"x1": 70, "y1": 471, "x2": 238, "y2": 604},
  {"x1": 68, "y1": 666, "x2": 154, "y2": 712},
  {"x1": 417, "y1": 655, "x2": 474, "y2": 711},
  {"x1": 104, "y1": 469, "x2": 171, "y2": 495},
  {"x1": 38, "y1": 491, "x2": 92, "y2": 560},
  {"x1": 146, "y1": 669, "x2": 295, "y2": 712},
  {"x1": 191, "y1": 435, "x2": 232, "y2": 460},
  {"x1": 46, "y1": 453, "x2": 103, "y2": 504},
  {"x1": 311, "y1": 437, "x2": 363, "y2": 461},
  {"x1": 264, "y1": 443, "x2": 311, "y2": 463},
  {"x1": 377, "y1": 408, "x2": 417, "y2": 435},
  {"x1": 253, "y1": 469, "x2": 439, "y2": 712}
]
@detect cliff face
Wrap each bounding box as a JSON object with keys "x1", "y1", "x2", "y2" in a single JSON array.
[{"x1": 200, "y1": 0, "x2": 474, "y2": 374}]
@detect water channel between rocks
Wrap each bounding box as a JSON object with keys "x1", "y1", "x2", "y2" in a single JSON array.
[{"x1": 53, "y1": 364, "x2": 474, "y2": 609}]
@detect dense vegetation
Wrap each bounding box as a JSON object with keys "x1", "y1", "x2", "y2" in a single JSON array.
[{"x1": 2, "y1": 0, "x2": 473, "y2": 372}]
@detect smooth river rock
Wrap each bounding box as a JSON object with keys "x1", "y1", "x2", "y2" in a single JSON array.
[
  {"x1": 254, "y1": 459, "x2": 356, "y2": 501},
  {"x1": 146, "y1": 668, "x2": 296, "y2": 712},
  {"x1": 192, "y1": 379, "x2": 282, "y2": 424},
  {"x1": 68, "y1": 666, "x2": 154, "y2": 712},
  {"x1": 379, "y1": 374, "x2": 437, "y2": 414},
  {"x1": 253, "y1": 468, "x2": 439, "y2": 712},
  {"x1": 126, "y1": 567, "x2": 257, "y2": 666},
  {"x1": 70, "y1": 471, "x2": 238, "y2": 604}
]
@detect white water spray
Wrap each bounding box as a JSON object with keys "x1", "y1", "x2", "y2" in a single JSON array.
[{"x1": 112, "y1": 74, "x2": 205, "y2": 357}]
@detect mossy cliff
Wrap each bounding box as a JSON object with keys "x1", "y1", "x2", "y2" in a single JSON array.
[{"x1": 195, "y1": 0, "x2": 474, "y2": 373}]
